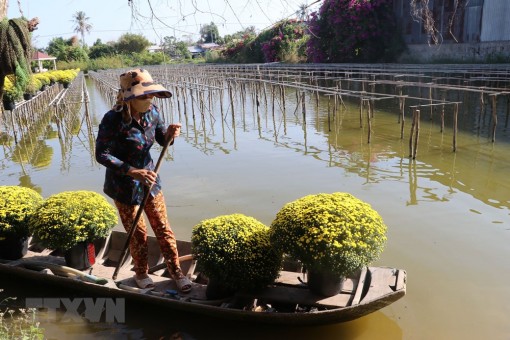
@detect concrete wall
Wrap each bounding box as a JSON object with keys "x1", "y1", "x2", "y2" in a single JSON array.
[
  {"x1": 398, "y1": 41, "x2": 510, "y2": 63},
  {"x1": 481, "y1": 0, "x2": 510, "y2": 41}
]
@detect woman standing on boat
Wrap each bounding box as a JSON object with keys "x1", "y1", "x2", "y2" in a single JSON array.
[{"x1": 95, "y1": 68, "x2": 191, "y2": 293}]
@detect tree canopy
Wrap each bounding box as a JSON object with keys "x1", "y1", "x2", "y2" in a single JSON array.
[
  {"x1": 200, "y1": 22, "x2": 220, "y2": 44},
  {"x1": 47, "y1": 36, "x2": 88, "y2": 62},
  {"x1": 114, "y1": 33, "x2": 151, "y2": 54}
]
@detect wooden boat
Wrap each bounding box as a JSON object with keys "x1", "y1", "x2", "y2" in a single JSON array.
[{"x1": 0, "y1": 230, "x2": 406, "y2": 326}]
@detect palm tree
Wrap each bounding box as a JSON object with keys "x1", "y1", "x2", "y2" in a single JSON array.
[
  {"x1": 71, "y1": 11, "x2": 92, "y2": 47},
  {"x1": 296, "y1": 3, "x2": 309, "y2": 22},
  {"x1": 0, "y1": 0, "x2": 8, "y2": 20}
]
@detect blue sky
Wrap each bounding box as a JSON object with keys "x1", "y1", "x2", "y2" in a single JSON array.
[{"x1": 7, "y1": 0, "x2": 320, "y2": 48}]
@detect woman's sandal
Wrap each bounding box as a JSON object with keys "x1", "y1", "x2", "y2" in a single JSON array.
[
  {"x1": 134, "y1": 275, "x2": 155, "y2": 289},
  {"x1": 175, "y1": 276, "x2": 192, "y2": 293}
]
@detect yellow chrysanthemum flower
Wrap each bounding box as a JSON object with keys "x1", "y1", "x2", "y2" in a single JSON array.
[
  {"x1": 270, "y1": 192, "x2": 387, "y2": 276},
  {"x1": 28, "y1": 190, "x2": 117, "y2": 251},
  {"x1": 191, "y1": 213, "x2": 282, "y2": 292}
]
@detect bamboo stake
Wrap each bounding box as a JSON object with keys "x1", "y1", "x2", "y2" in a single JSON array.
[
  {"x1": 367, "y1": 100, "x2": 373, "y2": 144},
  {"x1": 412, "y1": 109, "x2": 420, "y2": 159},
  {"x1": 453, "y1": 103, "x2": 458, "y2": 152},
  {"x1": 409, "y1": 109, "x2": 416, "y2": 158},
  {"x1": 301, "y1": 91, "x2": 306, "y2": 124},
  {"x1": 490, "y1": 94, "x2": 497, "y2": 142},
  {"x1": 505, "y1": 96, "x2": 509, "y2": 128},
  {"x1": 327, "y1": 96, "x2": 331, "y2": 132}
]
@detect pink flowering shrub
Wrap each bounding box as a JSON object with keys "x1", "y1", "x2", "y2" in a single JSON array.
[{"x1": 307, "y1": 0, "x2": 404, "y2": 63}]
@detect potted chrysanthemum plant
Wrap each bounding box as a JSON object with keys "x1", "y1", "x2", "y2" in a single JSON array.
[
  {"x1": 191, "y1": 213, "x2": 283, "y2": 299},
  {"x1": 2, "y1": 77, "x2": 22, "y2": 111},
  {"x1": 28, "y1": 190, "x2": 118, "y2": 269},
  {"x1": 0, "y1": 186, "x2": 44, "y2": 260},
  {"x1": 270, "y1": 192, "x2": 387, "y2": 296}
]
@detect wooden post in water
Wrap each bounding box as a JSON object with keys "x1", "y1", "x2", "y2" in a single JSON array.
[
  {"x1": 315, "y1": 76, "x2": 320, "y2": 109},
  {"x1": 413, "y1": 109, "x2": 420, "y2": 159},
  {"x1": 490, "y1": 94, "x2": 497, "y2": 142},
  {"x1": 228, "y1": 80, "x2": 235, "y2": 117},
  {"x1": 440, "y1": 90, "x2": 446, "y2": 133},
  {"x1": 479, "y1": 91, "x2": 485, "y2": 126},
  {"x1": 271, "y1": 84, "x2": 275, "y2": 116},
  {"x1": 327, "y1": 95, "x2": 331, "y2": 132},
  {"x1": 338, "y1": 80, "x2": 346, "y2": 109},
  {"x1": 453, "y1": 103, "x2": 458, "y2": 152},
  {"x1": 400, "y1": 95, "x2": 406, "y2": 139},
  {"x1": 506, "y1": 95, "x2": 509, "y2": 128},
  {"x1": 301, "y1": 91, "x2": 306, "y2": 124},
  {"x1": 359, "y1": 97, "x2": 363, "y2": 128},
  {"x1": 409, "y1": 108, "x2": 420, "y2": 159},
  {"x1": 181, "y1": 87, "x2": 187, "y2": 116},
  {"x1": 281, "y1": 85, "x2": 286, "y2": 114},
  {"x1": 429, "y1": 87, "x2": 433, "y2": 120},
  {"x1": 367, "y1": 100, "x2": 373, "y2": 144},
  {"x1": 190, "y1": 88, "x2": 195, "y2": 118},
  {"x1": 370, "y1": 78, "x2": 375, "y2": 118},
  {"x1": 217, "y1": 86, "x2": 223, "y2": 115}
]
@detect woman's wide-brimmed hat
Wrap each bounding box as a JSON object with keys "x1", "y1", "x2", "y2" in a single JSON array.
[{"x1": 118, "y1": 68, "x2": 172, "y2": 101}]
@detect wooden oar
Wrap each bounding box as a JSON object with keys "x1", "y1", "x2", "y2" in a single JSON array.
[{"x1": 112, "y1": 135, "x2": 175, "y2": 280}]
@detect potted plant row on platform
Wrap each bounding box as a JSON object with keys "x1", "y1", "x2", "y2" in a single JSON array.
[
  {"x1": 2, "y1": 187, "x2": 388, "y2": 293},
  {"x1": 191, "y1": 192, "x2": 388, "y2": 297},
  {"x1": 2, "y1": 69, "x2": 80, "y2": 110},
  {"x1": 0, "y1": 186, "x2": 117, "y2": 270}
]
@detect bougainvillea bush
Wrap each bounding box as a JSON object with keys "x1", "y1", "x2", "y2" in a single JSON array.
[
  {"x1": 270, "y1": 192, "x2": 387, "y2": 276},
  {"x1": 191, "y1": 214, "x2": 283, "y2": 292},
  {"x1": 307, "y1": 0, "x2": 405, "y2": 63},
  {"x1": 260, "y1": 19, "x2": 308, "y2": 63}
]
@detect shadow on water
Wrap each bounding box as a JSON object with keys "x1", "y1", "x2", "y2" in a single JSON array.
[{"x1": 1, "y1": 278, "x2": 401, "y2": 340}]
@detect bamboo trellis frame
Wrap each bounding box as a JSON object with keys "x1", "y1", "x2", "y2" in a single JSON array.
[{"x1": 85, "y1": 63, "x2": 510, "y2": 159}]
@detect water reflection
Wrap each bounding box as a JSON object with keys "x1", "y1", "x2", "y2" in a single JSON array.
[{"x1": 0, "y1": 74, "x2": 97, "y2": 183}]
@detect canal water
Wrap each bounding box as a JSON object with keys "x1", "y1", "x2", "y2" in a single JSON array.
[{"x1": 0, "y1": 73, "x2": 509, "y2": 339}]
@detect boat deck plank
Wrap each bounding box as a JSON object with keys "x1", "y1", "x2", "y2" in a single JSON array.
[
  {"x1": 238, "y1": 285, "x2": 353, "y2": 308},
  {"x1": 350, "y1": 267, "x2": 368, "y2": 306},
  {"x1": 361, "y1": 267, "x2": 398, "y2": 303},
  {"x1": 276, "y1": 270, "x2": 358, "y2": 294}
]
